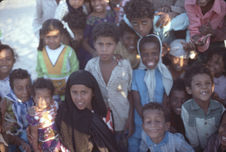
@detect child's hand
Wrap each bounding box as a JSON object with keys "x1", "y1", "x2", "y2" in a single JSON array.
[
  {"x1": 114, "y1": 54, "x2": 123, "y2": 61},
  {"x1": 155, "y1": 12, "x2": 176, "y2": 28},
  {"x1": 199, "y1": 23, "x2": 214, "y2": 36},
  {"x1": 21, "y1": 141, "x2": 31, "y2": 152},
  {"x1": 181, "y1": 41, "x2": 196, "y2": 52}
]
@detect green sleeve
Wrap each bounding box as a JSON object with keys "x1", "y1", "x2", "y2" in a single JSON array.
[
  {"x1": 36, "y1": 51, "x2": 44, "y2": 77},
  {"x1": 69, "y1": 48, "x2": 79, "y2": 73}
]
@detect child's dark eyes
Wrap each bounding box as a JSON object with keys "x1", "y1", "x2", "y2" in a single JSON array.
[{"x1": 141, "y1": 21, "x2": 147, "y2": 25}]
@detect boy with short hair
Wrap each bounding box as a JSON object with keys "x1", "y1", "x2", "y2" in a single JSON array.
[
  {"x1": 140, "y1": 102, "x2": 194, "y2": 152},
  {"x1": 1, "y1": 68, "x2": 33, "y2": 152},
  {"x1": 85, "y1": 22, "x2": 132, "y2": 151},
  {"x1": 182, "y1": 64, "x2": 225, "y2": 151}
]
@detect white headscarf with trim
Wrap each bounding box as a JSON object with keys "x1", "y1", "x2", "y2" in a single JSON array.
[{"x1": 137, "y1": 34, "x2": 173, "y2": 101}]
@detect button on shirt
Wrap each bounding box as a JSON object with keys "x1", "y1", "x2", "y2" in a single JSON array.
[{"x1": 181, "y1": 99, "x2": 224, "y2": 149}]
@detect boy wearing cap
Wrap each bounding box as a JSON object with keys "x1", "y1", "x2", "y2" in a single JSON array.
[{"x1": 168, "y1": 39, "x2": 189, "y2": 80}]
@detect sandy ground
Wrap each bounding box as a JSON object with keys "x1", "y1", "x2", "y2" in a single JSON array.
[{"x1": 0, "y1": 0, "x2": 38, "y2": 79}]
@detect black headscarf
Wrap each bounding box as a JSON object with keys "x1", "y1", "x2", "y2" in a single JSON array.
[{"x1": 55, "y1": 70, "x2": 118, "y2": 152}]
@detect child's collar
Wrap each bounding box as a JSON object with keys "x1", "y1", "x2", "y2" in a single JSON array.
[{"x1": 145, "y1": 131, "x2": 169, "y2": 147}]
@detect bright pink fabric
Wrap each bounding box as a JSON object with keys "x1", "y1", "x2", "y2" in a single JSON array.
[{"x1": 185, "y1": 0, "x2": 226, "y2": 52}]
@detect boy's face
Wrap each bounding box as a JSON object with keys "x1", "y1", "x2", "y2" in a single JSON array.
[
  {"x1": 170, "y1": 55, "x2": 188, "y2": 72},
  {"x1": 130, "y1": 17, "x2": 153, "y2": 37},
  {"x1": 34, "y1": 88, "x2": 53, "y2": 110},
  {"x1": 141, "y1": 42, "x2": 160, "y2": 70},
  {"x1": 72, "y1": 28, "x2": 84, "y2": 44},
  {"x1": 44, "y1": 30, "x2": 61, "y2": 50},
  {"x1": 13, "y1": 78, "x2": 31, "y2": 102},
  {"x1": 91, "y1": 0, "x2": 107, "y2": 13},
  {"x1": 142, "y1": 109, "x2": 169, "y2": 144},
  {"x1": 0, "y1": 49, "x2": 14, "y2": 77},
  {"x1": 94, "y1": 36, "x2": 117, "y2": 62},
  {"x1": 170, "y1": 90, "x2": 186, "y2": 115},
  {"x1": 121, "y1": 31, "x2": 138, "y2": 53},
  {"x1": 186, "y1": 74, "x2": 213, "y2": 104},
  {"x1": 218, "y1": 114, "x2": 226, "y2": 147},
  {"x1": 207, "y1": 54, "x2": 224, "y2": 77}
]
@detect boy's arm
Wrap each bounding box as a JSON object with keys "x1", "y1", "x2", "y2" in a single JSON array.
[
  {"x1": 36, "y1": 52, "x2": 44, "y2": 78},
  {"x1": 126, "y1": 91, "x2": 134, "y2": 137},
  {"x1": 132, "y1": 90, "x2": 143, "y2": 117},
  {"x1": 28, "y1": 125, "x2": 40, "y2": 152},
  {"x1": 181, "y1": 105, "x2": 199, "y2": 148}
]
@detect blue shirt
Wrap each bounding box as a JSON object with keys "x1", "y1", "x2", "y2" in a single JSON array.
[{"x1": 139, "y1": 131, "x2": 195, "y2": 152}]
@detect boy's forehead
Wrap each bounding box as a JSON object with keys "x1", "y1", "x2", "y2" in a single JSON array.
[
  {"x1": 143, "y1": 109, "x2": 165, "y2": 118},
  {"x1": 96, "y1": 36, "x2": 116, "y2": 42},
  {"x1": 130, "y1": 17, "x2": 152, "y2": 23}
]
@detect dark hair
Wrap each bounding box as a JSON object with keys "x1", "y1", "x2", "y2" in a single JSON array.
[
  {"x1": 119, "y1": 20, "x2": 136, "y2": 37},
  {"x1": 139, "y1": 35, "x2": 160, "y2": 53},
  {"x1": 63, "y1": 12, "x2": 87, "y2": 30},
  {"x1": 32, "y1": 78, "x2": 55, "y2": 97},
  {"x1": 9, "y1": 68, "x2": 31, "y2": 89},
  {"x1": 0, "y1": 44, "x2": 16, "y2": 61},
  {"x1": 184, "y1": 63, "x2": 213, "y2": 88},
  {"x1": 92, "y1": 22, "x2": 119, "y2": 43},
  {"x1": 124, "y1": 0, "x2": 154, "y2": 21},
  {"x1": 206, "y1": 48, "x2": 226, "y2": 76},
  {"x1": 37, "y1": 19, "x2": 66, "y2": 50},
  {"x1": 170, "y1": 78, "x2": 186, "y2": 93},
  {"x1": 142, "y1": 102, "x2": 170, "y2": 122}
]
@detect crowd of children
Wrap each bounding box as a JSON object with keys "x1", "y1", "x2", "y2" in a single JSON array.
[{"x1": 0, "y1": 0, "x2": 225, "y2": 151}]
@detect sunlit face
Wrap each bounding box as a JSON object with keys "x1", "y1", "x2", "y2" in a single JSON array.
[
  {"x1": 44, "y1": 30, "x2": 61, "y2": 50},
  {"x1": 218, "y1": 113, "x2": 226, "y2": 147},
  {"x1": 170, "y1": 90, "x2": 187, "y2": 115},
  {"x1": 91, "y1": 0, "x2": 107, "y2": 13},
  {"x1": 170, "y1": 55, "x2": 188, "y2": 72},
  {"x1": 141, "y1": 42, "x2": 160, "y2": 70},
  {"x1": 142, "y1": 109, "x2": 169, "y2": 144},
  {"x1": 13, "y1": 78, "x2": 31, "y2": 102},
  {"x1": 186, "y1": 74, "x2": 213, "y2": 104},
  {"x1": 130, "y1": 17, "x2": 153, "y2": 37},
  {"x1": 94, "y1": 36, "x2": 116, "y2": 62},
  {"x1": 0, "y1": 49, "x2": 14, "y2": 78},
  {"x1": 70, "y1": 84, "x2": 93, "y2": 110},
  {"x1": 121, "y1": 31, "x2": 137, "y2": 52},
  {"x1": 34, "y1": 88, "x2": 53, "y2": 110},
  {"x1": 207, "y1": 54, "x2": 224, "y2": 78},
  {"x1": 69, "y1": 0, "x2": 84, "y2": 9},
  {"x1": 197, "y1": 0, "x2": 212, "y2": 7}
]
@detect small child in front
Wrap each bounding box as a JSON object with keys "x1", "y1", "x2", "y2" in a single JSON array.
[
  {"x1": 182, "y1": 63, "x2": 225, "y2": 151},
  {"x1": 27, "y1": 78, "x2": 68, "y2": 152},
  {"x1": 139, "y1": 102, "x2": 194, "y2": 152}
]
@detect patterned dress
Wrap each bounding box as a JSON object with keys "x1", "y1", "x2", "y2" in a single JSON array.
[{"x1": 27, "y1": 101, "x2": 69, "y2": 152}]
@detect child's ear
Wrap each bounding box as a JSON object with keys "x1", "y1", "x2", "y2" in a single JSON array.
[
  {"x1": 185, "y1": 86, "x2": 192, "y2": 95},
  {"x1": 165, "y1": 122, "x2": 171, "y2": 131}
]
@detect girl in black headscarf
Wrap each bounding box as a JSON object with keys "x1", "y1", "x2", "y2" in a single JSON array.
[{"x1": 55, "y1": 70, "x2": 118, "y2": 152}]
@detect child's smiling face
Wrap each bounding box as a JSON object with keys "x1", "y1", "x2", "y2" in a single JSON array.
[
  {"x1": 186, "y1": 73, "x2": 213, "y2": 104},
  {"x1": 140, "y1": 42, "x2": 160, "y2": 70},
  {"x1": 91, "y1": 0, "x2": 107, "y2": 14},
  {"x1": 207, "y1": 54, "x2": 225, "y2": 78},
  {"x1": 0, "y1": 49, "x2": 14, "y2": 78},
  {"x1": 170, "y1": 90, "x2": 187, "y2": 115},
  {"x1": 142, "y1": 109, "x2": 169, "y2": 144},
  {"x1": 44, "y1": 30, "x2": 61, "y2": 50}
]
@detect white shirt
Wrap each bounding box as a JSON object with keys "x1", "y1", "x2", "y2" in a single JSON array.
[
  {"x1": 85, "y1": 57, "x2": 132, "y2": 131},
  {"x1": 45, "y1": 44, "x2": 65, "y2": 65}
]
